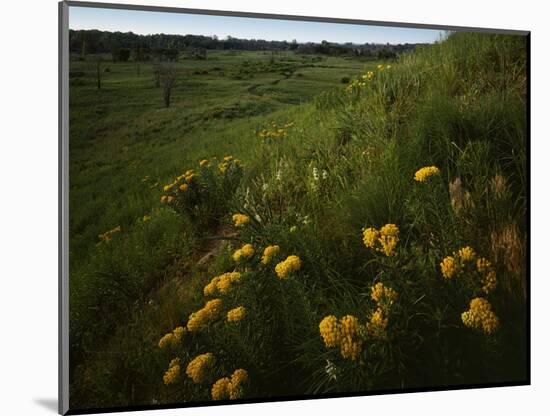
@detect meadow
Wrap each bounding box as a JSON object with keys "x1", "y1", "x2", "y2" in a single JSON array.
[{"x1": 68, "y1": 33, "x2": 528, "y2": 410}]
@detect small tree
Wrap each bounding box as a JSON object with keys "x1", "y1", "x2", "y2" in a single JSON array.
[
  {"x1": 89, "y1": 55, "x2": 103, "y2": 90},
  {"x1": 159, "y1": 63, "x2": 178, "y2": 108},
  {"x1": 152, "y1": 61, "x2": 161, "y2": 88},
  {"x1": 135, "y1": 46, "x2": 145, "y2": 77}
]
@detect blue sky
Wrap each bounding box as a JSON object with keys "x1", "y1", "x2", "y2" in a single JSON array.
[{"x1": 69, "y1": 6, "x2": 445, "y2": 44}]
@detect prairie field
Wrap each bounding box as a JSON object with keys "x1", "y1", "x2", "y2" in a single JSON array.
[{"x1": 68, "y1": 32, "x2": 528, "y2": 410}]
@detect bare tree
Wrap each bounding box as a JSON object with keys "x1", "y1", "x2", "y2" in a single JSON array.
[
  {"x1": 152, "y1": 61, "x2": 161, "y2": 88},
  {"x1": 89, "y1": 55, "x2": 103, "y2": 90},
  {"x1": 159, "y1": 63, "x2": 178, "y2": 108}
]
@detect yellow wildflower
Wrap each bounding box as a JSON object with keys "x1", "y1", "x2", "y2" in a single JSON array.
[
  {"x1": 457, "y1": 246, "x2": 476, "y2": 262},
  {"x1": 319, "y1": 315, "x2": 341, "y2": 348},
  {"x1": 370, "y1": 282, "x2": 397, "y2": 307},
  {"x1": 366, "y1": 307, "x2": 388, "y2": 339},
  {"x1": 362, "y1": 227, "x2": 379, "y2": 249},
  {"x1": 223, "y1": 155, "x2": 234, "y2": 161},
  {"x1": 187, "y1": 299, "x2": 223, "y2": 332},
  {"x1": 158, "y1": 333, "x2": 175, "y2": 349},
  {"x1": 482, "y1": 270, "x2": 497, "y2": 294},
  {"x1": 232, "y1": 214, "x2": 250, "y2": 227},
  {"x1": 160, "y1": 195, "x2": 168, "y2": 203},
  {"x1": 461, "y1": 297, "x2": 499, "y2": 334},
  {"x1": 173, "y1": 326, "x2": 185, "y2": 340},
  {"x1": 203, "y1": 276, "x2": 220, "y2": 297},
  {"x1": 274, "y1": 255, "x2": 302, "y2": 279},
  {"x1": 215, "y1": 271, "x2": 241, "y2": 294},
  {"x1": 339, "y1": 315, "x2": 362, "y2": 360},
  {"x1": 227, "y1": 306, "x2": 246, "y2": 322},
  {"x1": 477, "y1": 257, "x2": 497, "y2": 293},
  {"x1": 228, "y1": 369, "x2": 248, "y2": 399},
  {"x1": 179, "y1": 183, "x2": 189, "y2": 192},
  {"x1": 219, "y1": 162, "x2": 228, "y2": 174},
  {"x1": 379, "y1": 224, "x2": 399, "y2": 256},
  {"x1": 163, "y1": 184, "x2": 174, "y2": 192},
  {"x1": 166, "y1": 196, "x2": 174, "y2": 203},
  {"x1": 158, "y1": 326, "x2": 185, "y2": 349},
  {"x1": 200, "y1": 159, "x2": 210, "y2": 167},
  {"x1": 233, "y1": 244, "x2": 254, "y2": 262},
  {"x1": 440, "y1": 256, "x2": 458, "y2": 279},
  {"x1": 414, "y1": 166, "x2": 440, "y2": 182},
  {"x1": 211, "y1": 377, "x2": 231, "y2": 400},
  {"x1": 261, "y1": 245, "x2": 280, "y2": 264},
  {"x1": 186, "y1": 353, "x2": 216, "y2": 384},
  {"x1": 163, "y1": 360, "x2": 181, "y2": 385},
  {"x1": 362, "y1": 224, "x2": 399, "y2": 256},
  {"x1": 98, "y1": 225, "x2": 122, "y2": 243}
]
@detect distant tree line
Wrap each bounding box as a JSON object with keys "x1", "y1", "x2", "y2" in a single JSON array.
[{"x1": 69, "y1": 29, "x2": 424, "y2": 61}]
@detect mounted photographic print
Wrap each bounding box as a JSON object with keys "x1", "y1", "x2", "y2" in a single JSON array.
[{"x1": 58, "y1": 1, "x2": 530, "y2": 414}]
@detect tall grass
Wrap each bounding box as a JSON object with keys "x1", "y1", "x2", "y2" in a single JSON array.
[{"x1": 70, "y1": 32, "x2": 527, "y2": 408}]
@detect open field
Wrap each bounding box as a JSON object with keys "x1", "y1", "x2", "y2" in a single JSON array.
[{"x1": 69, "y1": 33, "x2": 528, "y2": 410}]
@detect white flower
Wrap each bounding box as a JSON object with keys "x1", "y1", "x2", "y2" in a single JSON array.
[
  {"x1": 255, "y1": 214, "x2": 262, "y2": 223},
  {"x1": 312, "y1": 167, "x2": 319, "y2": 181},
  {"x1": 290, "y1": 225, "x2": 298, "y2": 233},
  {"x1": 262, "y1": 183, "x2": 269, "y2": 191},
  {"x1": 302, "y1": 215, "x2": 311, "y2": 225},
  {"x1": 275, "y1": 170, "x2": 282, "y2": 181},
  {"x1": 322, "y1": 170, "x2": 328, "y2": 180}
]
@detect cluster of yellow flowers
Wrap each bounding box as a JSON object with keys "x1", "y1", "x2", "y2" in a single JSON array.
[
  {"x1": 199, "y1": 159, "x2": 210, "y2": 168},
  {"x1": 160, "y1": 169, "x2": 197, "y2": 204},
  {"x1": 163, "y1": 358, "x2": 181, "y2": 385},
  {"x1": 261, "y1": 245, "x2": 280, "y2": 265},
  {"x1": 370, "y1": 282, "x2": 398, "y2": 307},
  {"x1": 232, "y1": 213, "x2": 250, "y2": 227},
  {"x1": 440, "y1": 246, "x2": 497, "y2": 294},
  {"x1": 204, "y1": 271, "x2": 242, "y2": 296},
  {"x1": 158, "y1": 326, "x2": 186, "y2": 349},
  {"x1": 227, "y1": 306, "x2": 246, "y2": 322},
  {"x1": 186, "y1": 353, "x2": 216, "y2": 384},
  {"x1": 461, "y1": 297, "x2": 500, "y2": 334},
  {"x1": 440, "y1": 246, "x2": 475, "y2": 279},
  {"x1": 98, "y1": 225, "x2": 121, "y2": 243},
  {"x1": 366, "y1": 308, "x2": 388, "y2": 339},
  {"x1": 187, "y1": 299, "x2": 223, "y2": 332},
  {"x1": 218, "y1": 155, "x2": 242, "y2": 174},
  {"x1": 367, "y1": 282, "x2": 398, "y2": 338},
  {"x1": 346, "y1": 65, "x2": 390, "y2": 92},
  {"x1": 440, "y1": 256, "x2": 459, "y2": 279},
  {"x1": 413, "y1": 166, "x2": 440, "y2": 182},
  {"x1": 476, "y1": 258, "x2": 497, "y2": 294},
  {"x1": 274, "y1": 255, "x2": 302, "y2": 279},
  {"x1": 319, "y1": 315, "x2": 363, "y2": 360},
  {"x1": 362, "y1": 224, "x2": 400, "y2": 257},
  {"x1": 211, "y1": 369, "x2": 249, "y2": 400},
  {"x1": 233, "y1": 243, "x2": 255, "y2": 262},
  {"x1": 319, "y1": 282, "x2": 398, "y2": 358},
  {"x1": 258, "y1": 121, "x2": 294, "y2": 140}
]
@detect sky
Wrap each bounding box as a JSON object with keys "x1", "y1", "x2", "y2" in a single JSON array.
[{"x1": 69, "y1": 6, "x2": 445, "y2": 45}]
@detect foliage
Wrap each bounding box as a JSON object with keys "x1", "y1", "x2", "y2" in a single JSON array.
[{"x1": 69, "y1": 32, "x2": 528, "y2": 409}]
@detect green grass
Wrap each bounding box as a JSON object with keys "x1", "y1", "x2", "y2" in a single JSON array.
[{"x1": 69, "y1": 34, "x2": 527, "y2": 410}]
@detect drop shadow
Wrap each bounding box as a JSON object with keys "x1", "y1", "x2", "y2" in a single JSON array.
[{"x1": 34, "y1": 398, "x2": 58, "y2": 413}]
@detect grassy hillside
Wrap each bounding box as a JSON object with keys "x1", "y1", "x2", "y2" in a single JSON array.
[{"x1": 69, "y1": 33, "x2": 527, "y2": 410}]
